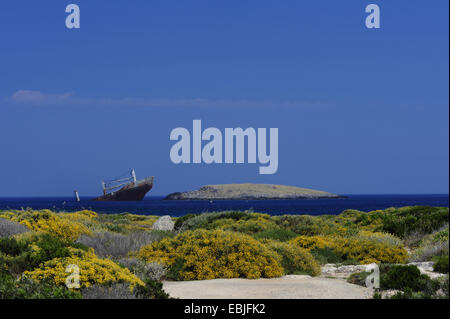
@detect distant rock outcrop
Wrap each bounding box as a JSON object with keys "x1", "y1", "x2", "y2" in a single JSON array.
[
  {"x1": 164, "y1": 184, "x2": 343, "y2": 200},
  {"x1": 152, "y1": 215, "x2": 174, "y2": 231}
]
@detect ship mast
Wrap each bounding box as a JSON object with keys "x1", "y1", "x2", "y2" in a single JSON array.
[
  {"x1": 102, "y1": 169, "x2": 138, "y2": 195},
  {"x1": 131, "y1": 169, "x2": 137, "y2": 184}
]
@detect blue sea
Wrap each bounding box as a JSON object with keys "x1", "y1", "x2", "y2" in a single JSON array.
[{"x1": 0, "y1": 194, "x2": 448, "y2": 217}]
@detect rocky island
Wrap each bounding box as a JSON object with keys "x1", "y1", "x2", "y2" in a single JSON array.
[{"x1": 164, "y1": 183, "x2": 343, "y2": 200}]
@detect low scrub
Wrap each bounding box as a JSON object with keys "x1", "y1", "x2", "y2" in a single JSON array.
[
  {"x1": 0, "y1": 234, "x2": 88, "y2": 275},
  {"x1": 95, "y1": 214, "x2": 160, "y2": 233},
  {"x1": 136, "y1": 229, "x2": 284, "y2": 280},
  {"x1": 378, "y1": 264, "x2": 446, "y2": 299},
  {"x1": 409, "y1": 225, "x2": 449, "y2": 262},
  {"x1": 0, "y1": 210, "x2": 90, "y2": 241},
  {"x1": 378, "y1": 206, "x2": 449, "y2": 238},
  {"x1": 290, "y1": 234, "x2": 408, "y2": 264},
  {"x1": 24, "y1": 248, "x2": 144, "y2": 289},
  {"x1": 209, "y1": 216, "x2": 277, "y2": 234},
  {"x1": 134, "y1": 279, "x2": 171, "y2": 299},
  {"x1": 81, "y1": 280, "x2": 171, "y2": 299},
  {"x1": 76, "y1": 231, "x2": 168, "y2": 259},
  {"x1": 253, "y1": 228, "x2": 298, "y2": 242},
  {"x1": 310, "y1": 247, "x2": 347, "y2": 265},
  {"x1": 0, "y1": 271, "x2": 81, "y2": 299},
  {"x1": 176, "y1": 211, "x2": 255, "y2": 231},
  {"x1": 0, "y1": 218, "x2": 30, "y2": 238},
  {"x1": 433, "y1": 256, "x2": 449, "y2": 274},
  {"x1": 349, "y1": 265, "x2": 448, "y2": 299},
  {"x1": 81, "y1": 283, "x2": 136, "y2": 299},
  {"x1": 119, "y1": 258, "x2": 167, "y2": 281},
  {"x1": 261, "y1": 239, "x2": 321, "y2": 276}
]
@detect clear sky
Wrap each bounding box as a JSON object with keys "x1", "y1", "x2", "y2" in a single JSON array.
[{"x1": 0, "y1": 0, "x2": 448, "y2": 197}]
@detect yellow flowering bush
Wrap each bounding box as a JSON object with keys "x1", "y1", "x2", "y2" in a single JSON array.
[
  {"x1": 332, "y1": 236, "x2": 408, "y2": 264},
  {"x1": 0, "y1": 210, "x2": 90, "y2": 241},
  {"x1": 24, "y1": 248, "x2": 144, "y2": 289},
  {"x1": 261, "y1": 239, "x2": 321, "y2": 276},
  {"x1": 60, "y1": 210, "x2": 98, "y2": 225},
  {"x1": 210, "y1": 216, "x2": 277, "y2": 234},
  {"x1": 290, "y1": 234, "x2": 408, "y2": 264},
  {"x1": 137, "y1": 229, "x2": 284, "y2": 280},
  {"x1": 289, "y1": 235, "x2": 334, "y2": 250}
]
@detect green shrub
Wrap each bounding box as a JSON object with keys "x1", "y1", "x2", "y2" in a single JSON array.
[
  {"x1": 165, "y1": 258, "x2": 185, "y2": 281},
  {"x1": 29, "y1": 234, "x2": 72, "y2": 268},
  {"x1": 0, "y1": 238, "x2": 34, "y2": 275},
  {"x1": 1, "y1": 253, "x2": 32, "y2": 275},
  {"x1": 335, "y1": 207, "x2": 449, "y2": 238},
  {"x1": 134, "y1": 279, "x2": 171, "y2": 299},
  {"x1": 1, "y1": 234, "x2": 88, "y2": 275},
  {"x1": 179, "y1": 211, "x2": 254, "y2": 231},
  {"x1": 29, "y1": 234, "x2": 88, "y2": 269},
  {"x1": 0, "y1": 237, "x2": 30, "y2": 256},
  {"x1": 253, "y1": 228, "x2": 298, "y2": 242},
  {"x1": 310, "y1": 247, "x2": 346, "y2": 265},
  {"x1": 433, "y1": 256, "x2": 449, "y2": 273},
  {"x1": 103, "y1": 223, "x2": 125, "y2": 233},
  {"x1": 388, "y1": 277, "x2": 448, "y2": 299},
  {"x1": 377, "y1": 206, "x2": 449, "y2": 238},
  {"x1": 379, "y1": 265, "x2": 436, "y2": 292},
  {"x1": 213, "y1": 217, "x2": 277, "y2": 234},
  {"x1": 174, "y1": 214, "x2": 197, "y2": 231},
  {"x1": 0, "y1": 271, "x2": 81, "y2": 299},
  {"x1": 433, "y1": 227, "x2": 449, "y2": 243}
]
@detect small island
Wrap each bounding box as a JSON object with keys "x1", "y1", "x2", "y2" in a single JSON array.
[{"x1": 164, "y1": 183, "x2": 344, "y2": 200}]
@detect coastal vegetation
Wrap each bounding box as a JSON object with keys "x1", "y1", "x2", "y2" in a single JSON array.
[
  {"x1": 0, "y1": 206, "x2": 448, "y2": 299},
  {"x1": 348, "y1": 264, "x2": 449, "y2": 299}
]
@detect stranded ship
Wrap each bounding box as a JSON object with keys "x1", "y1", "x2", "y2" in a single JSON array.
[{"x1": 92, "y1": 169, "x2": 154, "y2": 201}]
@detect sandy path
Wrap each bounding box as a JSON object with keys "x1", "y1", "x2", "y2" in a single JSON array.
[{"x1": 163, "y1": 275, "x2": 373, "y2": 299}]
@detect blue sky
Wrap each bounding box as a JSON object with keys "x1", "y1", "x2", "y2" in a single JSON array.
[{"x1": 0, "y1": 0, "x2": 448, "y2": 196}]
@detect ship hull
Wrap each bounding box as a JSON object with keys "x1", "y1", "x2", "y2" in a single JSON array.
[{"x1": 92, "y1": 179, "x2": 153, "y2": 201}]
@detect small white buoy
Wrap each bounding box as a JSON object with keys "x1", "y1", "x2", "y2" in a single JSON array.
[{"x1": 74, "y1": 190, "x2": 80, "y2": 202}]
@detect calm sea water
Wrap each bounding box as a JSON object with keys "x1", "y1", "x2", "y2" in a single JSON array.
[{"x1": 0, "y1": 194, "x2": 448, "y2": 217}]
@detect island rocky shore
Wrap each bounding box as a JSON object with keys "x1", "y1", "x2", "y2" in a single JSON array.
[{"x1": 164, "y1": 183, "x2": 344, "y2": 200}]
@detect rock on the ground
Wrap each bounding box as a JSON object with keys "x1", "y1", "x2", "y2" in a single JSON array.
[
  {"x1": 152, "y1": 215, "x2": 174, "y2": 231},
  {"x1": 321, "y1": 264, "x2": 369, "y2": 279}
]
